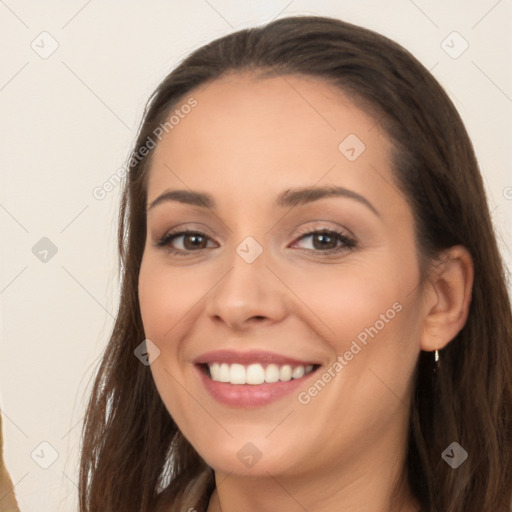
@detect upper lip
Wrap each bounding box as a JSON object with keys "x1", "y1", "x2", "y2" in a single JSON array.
[{"x1": 193, "y1": 349, "x2": 320, "y2": 366}]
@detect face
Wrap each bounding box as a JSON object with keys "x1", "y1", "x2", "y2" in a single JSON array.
[{"x1": 138, "y1": 73, "x2": 426, "y2": 479}]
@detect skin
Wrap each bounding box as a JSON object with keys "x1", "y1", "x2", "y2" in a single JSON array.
[{"x1": 138, "y1": 73, "x2": 473, "y2": 512}]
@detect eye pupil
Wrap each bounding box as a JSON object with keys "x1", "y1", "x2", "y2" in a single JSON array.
[
  {"x1": 184, "y1": 234, "x2": 206, "y2": 250},
  {"x1": 314, "y1": 233, "x2": 337, "y2": 250}
]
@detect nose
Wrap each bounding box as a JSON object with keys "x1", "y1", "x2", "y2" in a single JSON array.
[{"x1": 204, "y1": 244, "x2": 288, "y2": 332}]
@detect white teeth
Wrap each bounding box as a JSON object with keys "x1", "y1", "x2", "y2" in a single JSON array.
[
  {"x1": 206, "y1": 362, "x2": 316, "y2": 385},
  {"x1": 246, "y1": 364, "x2": 265, "y2": 384},
  {"x1": 219, "y1": 363, "x2": 230, "y2": 382},
  {"x1": 210, "y1": 362, "x2": 220, "y2": 380},
  {"x1": 292, "y1": 366, "x2": 305, "y2": 379},
  {"x1": 229, "y1": 363, "x2": 246, "y2": 384},
  {"x1": 280, "y1": 364, "x2": 292, "y2": 382},
  {"x1": 265, "y1": 364, "x2": 280, "y2": 383}
]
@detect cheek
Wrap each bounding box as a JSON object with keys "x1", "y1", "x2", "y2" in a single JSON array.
[
  {"x1": 138, "y1": 257, "x2": 200, "y2": 341},
  {"x1": 289, "y1": 269, "x2": 420, "y2": 438},
  {"x1": 286, "y1": 253, "x2": 422, "y2": 398},
  {"x1": 138, "y1": 259, "x2": 199, "y2": 425},
  {"x1": 287, "y1": 263, "x2": 404, "y2": 346}
]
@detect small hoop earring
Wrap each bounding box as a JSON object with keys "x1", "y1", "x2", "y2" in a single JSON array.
[{"x1": 433, "y1": 349, "x2": 440, "y2": 375}]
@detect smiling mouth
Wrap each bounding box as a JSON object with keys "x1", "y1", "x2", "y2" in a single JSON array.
[{"x1": 198, "y1": 362, "x2": 321, "y2": 385}]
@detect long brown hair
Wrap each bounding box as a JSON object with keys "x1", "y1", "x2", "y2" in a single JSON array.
[{"x1": 79, "y1": 15, "x2": 512, "y2": 512}]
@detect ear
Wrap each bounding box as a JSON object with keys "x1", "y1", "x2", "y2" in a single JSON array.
[{"x1": 420, "y1": 245, "x2": 474, "y2": 352}]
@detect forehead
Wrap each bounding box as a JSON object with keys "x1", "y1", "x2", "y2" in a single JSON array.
[{"x1": 146, "y1": 73, "x2": 395, "y2": 204}]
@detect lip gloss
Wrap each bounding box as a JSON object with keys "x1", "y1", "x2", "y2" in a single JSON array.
[{"x1": 195, "y1": 365, "x2": 318, "y2": 407}]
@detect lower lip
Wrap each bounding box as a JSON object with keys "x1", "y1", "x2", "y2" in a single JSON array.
[{"x1": 196, "y1": 365, "x2": 318, "y2": 407}]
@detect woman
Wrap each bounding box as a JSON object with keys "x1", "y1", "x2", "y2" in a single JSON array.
[{"x1": 79, "y1": 15, "x2": 512, "y2": 512}]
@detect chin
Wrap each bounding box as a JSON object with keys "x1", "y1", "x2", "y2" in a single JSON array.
[{"x1": 192, "y1": 436, "x2": 304, "y2": 478}]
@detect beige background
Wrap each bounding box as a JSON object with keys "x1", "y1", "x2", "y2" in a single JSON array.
[{"x1": 0, "y1": 1, "x2": 511, "y2": 511}]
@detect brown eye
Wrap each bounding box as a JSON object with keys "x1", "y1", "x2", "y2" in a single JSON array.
[
  {"x1": 155, "y1": 227, "x2": 356, "y2": 257},
  {"x1": 180, "y1": 233, "x2": 208, "y2": 250},
  {"x1": 311, "y1": 232, "x2": 338, "y2": 251},
  {"x1": 155, "y1": 230, "x2": 214, "y2": 255},
  {"x1": 293, "y1": 229, "x2": 356, "y2": 254}
]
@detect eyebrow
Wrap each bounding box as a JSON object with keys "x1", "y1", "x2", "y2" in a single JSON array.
[{"x1": 147, "y1": 185, "x2": 380, "y2": 217}]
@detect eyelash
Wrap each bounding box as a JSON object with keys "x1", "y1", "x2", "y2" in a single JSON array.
[{"x1": 154, "y1": 227, "x2": 357, "y2": 257}]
